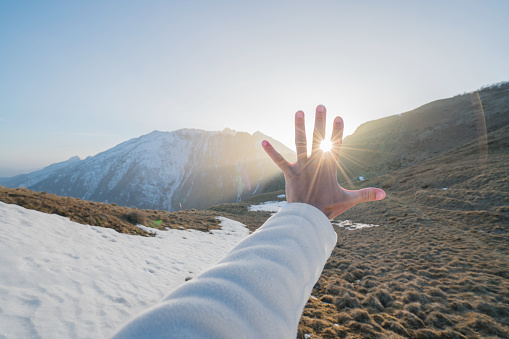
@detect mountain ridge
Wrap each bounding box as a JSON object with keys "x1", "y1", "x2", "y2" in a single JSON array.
[
  {"x1": 337, "y1": 82, "x2": 509, "y2": 183},
  {"x1": 0, "y1": 128, "x2": 295, "y2": 211}
]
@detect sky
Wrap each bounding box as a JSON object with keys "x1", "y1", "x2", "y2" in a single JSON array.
[{"x1": 1, "y1": 0, "x2": 508, "y2": 176}]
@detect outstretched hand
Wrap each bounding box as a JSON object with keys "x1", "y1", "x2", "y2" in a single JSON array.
[{"x1": 262, "y1": 105, "x2": 386, "y2": 220}]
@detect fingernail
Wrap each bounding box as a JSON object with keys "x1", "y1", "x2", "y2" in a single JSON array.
[
  {"x1": 376, "y1": 191, "x2": 386, "y2": 200},
  {"x1": 317, "y1": 105, "x2": 325, "y2": 113},
  {"x1": 296, "y1": 111, "x2": 304, "y2": 118},
  {"x1": 334, "y1": 117, "x2": 343, "y2": 125},
  {"x1": 262, "y1": 140, "x2": 269, "y2": 147}
]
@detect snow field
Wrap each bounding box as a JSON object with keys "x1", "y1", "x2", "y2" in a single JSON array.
[
  {"x1": 0, "y1": 202, "x2": 249, "y2": 338},
  {"x1": 248, "y1": 200, "x2": 288, "y2": 212}
]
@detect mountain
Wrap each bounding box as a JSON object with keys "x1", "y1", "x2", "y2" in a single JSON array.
[
  {"x1": 0, "y1": 129, "x2": 295, "y2": 211},
  {"x1": 0, "y1": 156, "x2": 82, "y2": 188},
  {"x1": 337, "y1": 82, "x2": 509, "y2": 183}
]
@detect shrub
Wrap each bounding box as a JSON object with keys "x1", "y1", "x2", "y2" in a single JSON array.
[{"x1": 125, "y1": 211, "x2": 147, "y2": 225}]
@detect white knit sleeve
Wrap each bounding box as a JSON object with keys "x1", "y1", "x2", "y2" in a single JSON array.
[{"x1": 112, "y1": 203, "x2": 337, "y2": 339}]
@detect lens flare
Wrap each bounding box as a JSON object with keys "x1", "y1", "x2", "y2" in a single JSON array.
[
  {"x1": 471, "y1": 91, "x2": 488, "y2": 173},
  {"x1": 320, "y1": 140, "x2": 333, "y2": 152}
]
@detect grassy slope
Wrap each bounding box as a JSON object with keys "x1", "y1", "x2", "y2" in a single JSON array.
[
  {"x1": 337, "y1": 84, "x2": 509, "y2": 183},
  {"x1": 293, "y1": 125, "x2": 509, "y2": 338}
]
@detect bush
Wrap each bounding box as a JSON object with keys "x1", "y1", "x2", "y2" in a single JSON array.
[{"x1": 125, "y1": 211, "x2": 147, "y2": 225}]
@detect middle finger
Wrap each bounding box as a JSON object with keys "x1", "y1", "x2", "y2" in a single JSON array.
[{"x1": 312, "y1": 104, "x2": 326, "y2": 152}]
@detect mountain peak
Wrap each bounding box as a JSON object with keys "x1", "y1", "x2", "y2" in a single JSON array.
[{"x1": 221, "y1": 128, "x2": 237, "y2": 135}]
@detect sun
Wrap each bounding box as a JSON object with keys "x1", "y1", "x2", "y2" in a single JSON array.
[{"x1": 320, "y1": 139, "x2": 333, "y2": 152}]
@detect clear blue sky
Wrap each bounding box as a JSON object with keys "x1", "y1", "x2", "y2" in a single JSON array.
[{"x1": 1, "y1": 0, "x2": 508, "y2": 176}]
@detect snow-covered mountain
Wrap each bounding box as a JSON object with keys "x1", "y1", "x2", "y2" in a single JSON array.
[{"x1": 0, "y1": 129, "x2": 295, "y2": 211}]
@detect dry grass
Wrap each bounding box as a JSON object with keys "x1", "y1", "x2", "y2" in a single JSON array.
[
  {"x1": 0, "y1": 187, "x2": 222, "y2": 235},
  {"x1": 208, "y1": 190, "x2": 286, "y2": 232},
  {"x1": 293, "y1": 125, "x2": 509, "y2": 338}
]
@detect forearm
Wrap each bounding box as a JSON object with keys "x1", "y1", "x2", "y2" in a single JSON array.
[{"x1": 113, "y1": 203, "x2": 337, "y2": 339}]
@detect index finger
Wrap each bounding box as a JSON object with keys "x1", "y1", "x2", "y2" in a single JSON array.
[
  {"x1": 295, "y1": 110, "x2": 307, "y2": 161},
  {"x1": 262, "y1": 140, "x2": 292, "y2": 175}
]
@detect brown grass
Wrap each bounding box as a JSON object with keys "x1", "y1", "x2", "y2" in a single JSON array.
[
  {"x1": 293, "y1": 126, "x2": 509, "y2": 338},
  {"x1": 0, "y1": 186, "x2": 223, "y2": 235}
]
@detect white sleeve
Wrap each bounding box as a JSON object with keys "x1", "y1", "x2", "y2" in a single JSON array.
[{"x1": 112, "y1": 203, "x2": 337, "y2": 339}]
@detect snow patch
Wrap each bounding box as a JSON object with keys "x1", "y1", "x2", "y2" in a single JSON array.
[
  {"x1": 333, "y1": 220, "x2": 379, "y2": 230},
  {"x1": 248, "y1": 200, "x2": 287, "y2": 213},
  {"x1": 0, "y1": 202, "x2": 249, "y2": 338},
  {"x1": 250, "y1": 201, "x2": 381, "y2": 231}
]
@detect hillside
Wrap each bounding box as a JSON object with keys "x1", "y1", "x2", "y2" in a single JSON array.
[
  {"x1": 338, "y1": 123, "x2": 508, "y2": 237},
  {"x1": 338, "y1": 83, "x2": 508, "y2": 183},
  {"x1": 290, "y1": 120, "x2": 509, "y2": 338}
]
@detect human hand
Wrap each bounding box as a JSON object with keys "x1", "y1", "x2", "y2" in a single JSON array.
[{"x1": 262, "y1": 105, "x2": 386, "y2": 220}]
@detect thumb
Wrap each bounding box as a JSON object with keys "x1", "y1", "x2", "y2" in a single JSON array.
[
  {"x1": 325, "y1": 188, "x2": 386, "y2": 220},
  {"x1": 350, "y1": 188, "x2": 386, "y2": 204}
]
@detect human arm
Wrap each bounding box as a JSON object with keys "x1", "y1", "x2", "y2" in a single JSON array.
[{"x1": 112, "y1": 203, "x2": 336, "y2": 339}]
